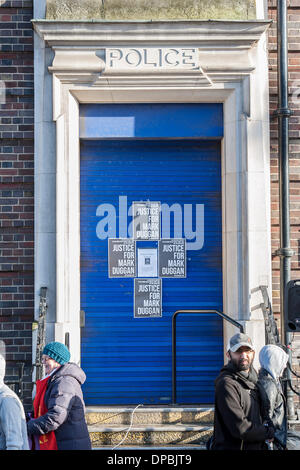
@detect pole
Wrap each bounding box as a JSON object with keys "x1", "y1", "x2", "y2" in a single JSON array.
[
  {"x1": 172, "y1": 310, "x2": 244, "y2": 404},
  {"x1": 276, "y1": 0, "x2": 296, "y2": 419}
]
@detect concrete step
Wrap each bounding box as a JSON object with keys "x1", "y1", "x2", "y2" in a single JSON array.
[
  {"x1": 86, "y1": 406, "x2": 214, "y2": 448},
  {"x1": 85, "y1": 405, "x2": 214, "y2": 426},
  {"x1": 89, "y1": 424, "x2": 212, "y2": 432},
  {"x1": 89, "y1": 424, "x2": 213, "y2": 447}
]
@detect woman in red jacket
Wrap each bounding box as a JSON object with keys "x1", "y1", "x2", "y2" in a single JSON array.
[{"x1": 27, "y1": 342, "x2": 91, "y2": 450}]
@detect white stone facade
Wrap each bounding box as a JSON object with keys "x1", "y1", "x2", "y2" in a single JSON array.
[{"x1": 33, "y1": 17, "x2": 272, "y2": 370}]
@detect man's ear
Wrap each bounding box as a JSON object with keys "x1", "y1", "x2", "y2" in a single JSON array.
[{"x1": 226, "y1": 351, "x2": 231, "y2": 360}]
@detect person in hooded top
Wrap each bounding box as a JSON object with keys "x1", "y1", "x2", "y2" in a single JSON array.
[
  {"x1": 27, "y1": 341, "x2": 91, "y2": 450},
  {"x1": 0, "y1": 342, "x2": 29, "y2": 450},
  {"x1": 257, "y1": 344, "x2": 289, "y2": 450}
]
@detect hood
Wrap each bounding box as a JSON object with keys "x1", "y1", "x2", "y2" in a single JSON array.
[
  {"x1": 259, "y1": 344, "x2": 289, "y2": 381},
  {"x1": 51, "y1": 362, "x2": 86, "y2": 385},
  {"x1": 0, "y1": 355, "x2": 5, "y2": 387},
  {"x1": 0, "y1": 341, "x2": 6, "y2": 387}
]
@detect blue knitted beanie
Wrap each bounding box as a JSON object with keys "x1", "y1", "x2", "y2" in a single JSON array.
[{"x1": 42, "y1": 341, "x2": 71, "y2": 365}]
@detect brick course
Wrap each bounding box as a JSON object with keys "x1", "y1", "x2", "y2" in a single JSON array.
[{"x1": 0, "y1": 0, "x2": 33, "y2": 409}]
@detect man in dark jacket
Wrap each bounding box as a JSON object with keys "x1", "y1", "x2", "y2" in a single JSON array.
[
  {"x1": 27, "y1": 342, "x2": 91, "y2": 450},
  {"x1": 211, "y1": 333, "x2": 275, "y2": 450}
]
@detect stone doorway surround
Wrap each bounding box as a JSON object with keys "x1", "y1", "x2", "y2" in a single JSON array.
[{"x1": 32, "y1": 19, "x2": 271, "y2": 369}]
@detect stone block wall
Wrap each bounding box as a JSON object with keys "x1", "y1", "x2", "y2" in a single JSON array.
[
  {"x1": 45, "y1": 0, "x2": 256, "y2": 21},
  {"x1": 0, "y1": 0, "x2": 34, "y2": 409}
]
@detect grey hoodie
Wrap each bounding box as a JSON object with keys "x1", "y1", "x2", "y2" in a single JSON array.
[
  {"x1": 0, "y1": 355, "x2": 29, "y2": 450},
  {"x1": 259, "y1": 345, "x2": 289, "y2": 383},
  {"x1": 258, "y1": 344, "x2": 289, "y2": 449}
]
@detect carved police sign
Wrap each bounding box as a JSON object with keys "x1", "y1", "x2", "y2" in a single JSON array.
[{"x1": 106, "y1": 47, "x2": 200, "y2": 71}]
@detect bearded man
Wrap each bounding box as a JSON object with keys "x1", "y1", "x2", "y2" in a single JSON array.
[{"x1": 210, "y1": 333, "x2": 275, "y2": 450}]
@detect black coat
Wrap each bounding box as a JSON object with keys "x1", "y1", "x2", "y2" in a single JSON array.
[
  {"x1": 27, "y1": 363, "x2": 91, "y2": 450},
  {"x1": 212, "y1": 362, "x2": 271, "y2": 450}
]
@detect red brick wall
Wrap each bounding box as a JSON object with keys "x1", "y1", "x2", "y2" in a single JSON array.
[
  {"x1": 0, "y1": 0, "x2": 34, "y2": 409},
  {"x1": 268, "y1": 0, "x2": 300, "y2": 409},
  {"x1": 268, "y1": 0, "x2": 300, "y2": 313}
]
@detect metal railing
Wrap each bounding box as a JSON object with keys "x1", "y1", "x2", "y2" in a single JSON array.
[
  {"x1": 32, "y1": 287, "x2": 47, "y2": 381},
  {"x1": 172, "y1": 309, "x2": 244, "y2": 404},
  {"x1": 4, "y1": 287, "x2": 48, "y2": 401},
  {"x1": 5, "y1": 361, "x2": 32, "y2": 401},
  {"x1": 252, "y1": 285, "x2": 280, "y2": 345},
  {"x1": 256, "y1": 285, "x2": 300, "y2": 399}
]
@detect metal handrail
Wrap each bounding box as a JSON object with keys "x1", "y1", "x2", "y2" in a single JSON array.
[
  {"x1": 253, "y1": 286, "x2": 300, "y2": 399},
  {"x1": 172, "y1": 309, "x2": 244, "y2": 404},
  {"x1": 32, "y1": 287, "x2": 47, "y2": 381},
  {"x1": 5, "y1": 361, "x2": 32, "y2": 400},
  {"x1": 255, "y1": 285, "x2": 280, "y2": 345}
]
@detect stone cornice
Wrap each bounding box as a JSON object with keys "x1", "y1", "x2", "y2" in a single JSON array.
[{"x1": 32, "y1": 19, "x2": 271, "y2": 47}]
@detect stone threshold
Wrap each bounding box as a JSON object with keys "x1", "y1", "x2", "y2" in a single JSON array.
[{"x1": 88, "y1": 424, "x2": 212, "y2": 432}]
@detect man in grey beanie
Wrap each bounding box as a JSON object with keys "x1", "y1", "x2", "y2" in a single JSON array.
[
  {"x1": 0, "y1": 341, "x2": 29, "y2": 450},
  {"x1": 27, "y1": 341, "x2": 91, "y2": 450}
]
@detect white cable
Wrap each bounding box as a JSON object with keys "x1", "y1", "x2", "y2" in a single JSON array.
[{"x1": 112, "y1": 404, "x2": 143, "y2": 450}]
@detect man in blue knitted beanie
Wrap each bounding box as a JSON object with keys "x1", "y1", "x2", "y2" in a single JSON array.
[{"x1": 27, "y1": 341, "x2": 91, "y2": 450}]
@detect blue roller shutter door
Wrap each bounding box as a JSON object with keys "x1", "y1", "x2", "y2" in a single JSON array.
[{"x1": 80, "y1": 137, "x2": 223, "y2": 405}]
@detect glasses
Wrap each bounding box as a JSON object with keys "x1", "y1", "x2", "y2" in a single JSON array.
[{"x1": 41, "y1": 355, "x2": 53, "y2": 364}]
